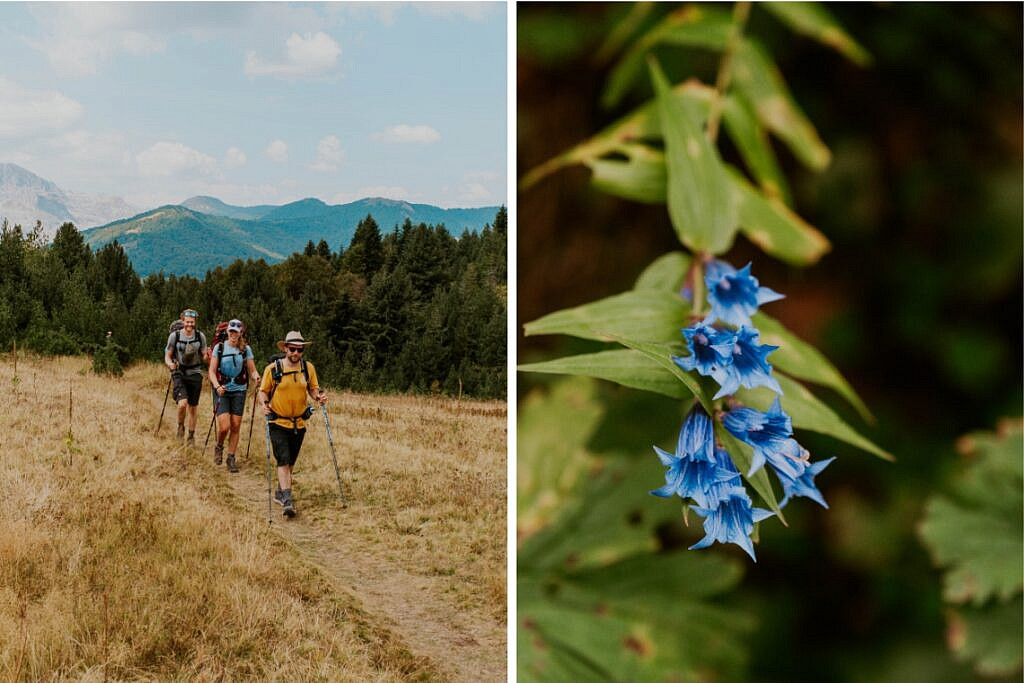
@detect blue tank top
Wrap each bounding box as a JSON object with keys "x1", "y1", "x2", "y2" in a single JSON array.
[{"x1": 214, "y1": 342, "x2": 253, "y2": 392}]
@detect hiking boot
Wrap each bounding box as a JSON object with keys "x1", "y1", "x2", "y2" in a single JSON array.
[
  {"x1": 176, "y1": 423, "x2": 185, "y2": 440},
  {"x1": 283, "y1": 498, "x2": 296, "y2": 518},
  {"x1": 186, "y1": 432, "x2": 196, "y2": 449},
  {"x1": 226, "y1": 454, "x2": 238, "y2": 473},
  {"x1": 213, "y1": 443, "x2": 224, "y2": 466},
  {"x1": 274, "y1": 489, "x2": 286, "y2": 507}
]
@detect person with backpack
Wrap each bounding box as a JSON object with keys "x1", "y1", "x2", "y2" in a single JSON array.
[
  {"x1": 164, "y1": 308, "x2": 207, "y2": 447},
  {"x1": 208, "y1": 319, "x2": 260, "y2": 472},
  {"x1": 258, "y1": 330, "x2": 327, "y2": 517}
]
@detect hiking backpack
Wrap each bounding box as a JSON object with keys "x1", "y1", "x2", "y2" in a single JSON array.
[
  {"x1": 265, "y1": 353, "x2": 313, "y2": 421},
  {"x1": 169, "y1": 319, "x2": 205, "y2": 370},
  {"x1": 211, "y1": 323, "x2": 250, "y2": 388}
]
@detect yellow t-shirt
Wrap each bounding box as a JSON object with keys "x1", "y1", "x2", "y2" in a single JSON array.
[{"x1": 260, "y1": 359, "x2": 319, "y2": 430}]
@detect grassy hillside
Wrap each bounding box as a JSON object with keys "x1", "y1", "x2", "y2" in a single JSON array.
[
  {"x1": 0, "y1": 353, "x2": 506, "y2": 680},
  {"x1": 81, "y1": 199, "x2": 503, "y2": 276}
]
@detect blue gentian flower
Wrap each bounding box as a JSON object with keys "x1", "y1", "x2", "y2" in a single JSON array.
[
  {"x1": 689, "y1": 485, "x2": 774, "y2": 561},
  {"x1": 705, "y1": 260, "x2": 784, "y2": 327},
  {"x1": 775, "y1": 455, "x2": 835, "y2": 509},
  {"x1": 723, "y1": 398, "x2": 798, "y2": 476},
  {"x1": 650, "y1": 406, "x2": 740, "y2": 507},
  {"x1": 673, "y1": 322, "x2": 736, "y2": 392},
  {"x1": 713, "y1": 326, "x2": 782, "y2": 397}
]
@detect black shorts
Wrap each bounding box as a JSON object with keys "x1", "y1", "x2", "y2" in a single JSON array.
[
  {"x1": 269, "y1": 423, "x2": 306, "y2": 467},
  {"x1": 172, "y1": 371, "x2": 203, "y2": 407},
  {"x1": 215, "y1": 391, "x2": 247, "y2": 417}
]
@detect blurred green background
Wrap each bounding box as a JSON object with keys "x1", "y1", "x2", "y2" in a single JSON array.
[{"x1": 518, "y1": 3, "x2": 1021, "y2": 681}]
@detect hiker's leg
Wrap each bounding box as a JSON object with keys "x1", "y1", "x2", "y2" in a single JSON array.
[
  {"x1": 176, "y1": 399, "x2": 187, "y2": 424},
  {"x1": 216, "y1": 411, "x2": 230, "y2": 445},
  {"x1": 228, "y1": 414, "x2": 243, "y2": 452},
  {"x1": 277, "y1": 464, "x2": 292, "y2": 491}
]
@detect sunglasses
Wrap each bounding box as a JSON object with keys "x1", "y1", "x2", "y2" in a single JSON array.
[
  {"x1": 183, "y1": 310, "x2": 198, "y2": 319},
  {"x1": 286, "y1": 346, "x2": 305, "y2": 353}
]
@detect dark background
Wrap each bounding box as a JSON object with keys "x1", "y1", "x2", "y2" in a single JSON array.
[{"x1": 518, "y1": 3, "x2": 1021, "y2": 680}]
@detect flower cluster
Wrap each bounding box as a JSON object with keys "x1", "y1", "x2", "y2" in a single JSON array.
[{"x1": 651, "y1": 260, "x2": 833, "y2": 561}]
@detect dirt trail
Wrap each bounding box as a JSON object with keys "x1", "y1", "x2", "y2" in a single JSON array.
[{"x1": 223, "y1": 472, "x2": 506, "y2": 682}]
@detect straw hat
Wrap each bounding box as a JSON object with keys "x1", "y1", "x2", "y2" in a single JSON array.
[{"x1": 276, "y1": 330, "x2": 313, "y2": 351}]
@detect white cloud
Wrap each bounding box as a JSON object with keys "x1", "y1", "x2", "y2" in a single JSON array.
[
  {"x1": 26, "y1": 3, "x2": 250, "y2": 77},
  {"x1": 464, "y1": 170, "x2": 499, "y2": 182},
  {"x1": 452, "y1": 182, "x2": 492, "y2": 206},
  {"x1": 331, "y1": 186, "x2": 411, "y2": 204},
  {"x1": 136, "y1": 141, "x2": 216, "y2": 177},
  {"x1": 265, "y1": 140, "x2": 288, "y2": 163},
  {"x1": 371, "y1": 124, "x2": 441, "y2": 144},
  {"x1": 309, "y1": 135, "x2": 344, "y2": 172},
  {"x1": 245, "y1": 31, "x2": 341, "y2": 79},
  {"x1": 49, "y1": 130, "x2": 126, "y2": 163},
  {"x1": 0, "y1": 78, "x2": 83, "y2": 137},
  {"x1": 224, "y1": 147, "x2": 247, "y2": 169}
]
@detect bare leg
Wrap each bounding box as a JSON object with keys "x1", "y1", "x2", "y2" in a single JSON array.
[
  {"x1": 217, "y1": 412, "x2": 231, "y2": 445},
  {"x1": 228, "y1": 414, "x2": 243, "y2": 452},
  {"x1": 187, "y1": 405, "x2": 198, "y2": 432},
  {"x1": 176, "y1": 399, "x2": 187, "y2": 425},
  {"x1": 276, "y1": 464, "x2": 292, "y2": 491}
]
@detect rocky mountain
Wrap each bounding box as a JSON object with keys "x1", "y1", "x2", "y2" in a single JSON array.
[
  {"x1": 0, "y1": 163, "x2": 139, "y2": 238},
  {"x1": 83, "y1": 197, "x2": 503, "y2": 277}
]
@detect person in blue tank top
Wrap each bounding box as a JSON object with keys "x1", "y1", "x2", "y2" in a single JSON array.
[{"x1": 208, "y1": 319, "x2": 260, "y2": 472}]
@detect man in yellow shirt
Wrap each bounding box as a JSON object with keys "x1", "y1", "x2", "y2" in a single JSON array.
[{"x1": 258, "y1": 330, "x2": 327, "y2": 517}]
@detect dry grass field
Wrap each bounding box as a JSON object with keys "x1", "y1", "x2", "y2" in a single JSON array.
[{"x1": 0, "y1": 353, "x2": 506, "y2": 681}]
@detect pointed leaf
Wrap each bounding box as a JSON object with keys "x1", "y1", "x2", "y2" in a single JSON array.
[
  {"x1": 729, "y1": 167, "x2": 831, "y2": 265},
  {"x1": 715, "y1": 422, "x2": 785, "y2": 520},
  {"x1": 633, "y1": 251, "x2": 690, "y2": 291},
  {"x1": 523, "y1": 289, "x2": 688, "y2": 343},
  {"x1": 608, "y1": 336, "x2": 715, "y2": 414},
  {"x1": 752, "y1": 311, "x2": 871, "y2": 422},
  {"x1": 762, "y1": 2, "x2": 872, "y2": 66},
  {"x1": 736, "y1": 374, "x2": 892, "y2": 460},
  {"x1": 721, "y1": 92, "x2": 792, "y2": 203},
  {"x1": 519, "y1": 350, "x2": 690, "y2": 400},
  {"x1": 602, "y1": 5, "x2": 732, "y2": 109},
  {"x1": 649, "y1": 56, "x2": 738, "y2": 253},
  {"x1": 585, "y1": 144, "x2": 667, "y2": 204},
  {"x1": 733, "y1": 39, "x2": 831, "y2": 170}
]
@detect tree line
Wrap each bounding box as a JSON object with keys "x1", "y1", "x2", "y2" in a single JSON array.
[{"x1": 0, "y1": 208, "x2": 507, "y2": 399}]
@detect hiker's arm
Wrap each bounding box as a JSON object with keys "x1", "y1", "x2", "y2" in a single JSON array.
[
  {"x1": 208, "y1": 349, "x2": 225, "y2": 395},
  {"x1": 258, "y1": 390, "x2": 271, "y2": 415},
  {"x1": 164, "y1": 341, "x2": 176, "y2": 371},
  {"x1": 246, "y1": 353, "x2": 260, "y2": 385}
]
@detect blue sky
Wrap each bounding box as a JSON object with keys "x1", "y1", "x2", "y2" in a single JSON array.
[{"x1": 0, "y1": 2, "x2": 506, "y2": 209}]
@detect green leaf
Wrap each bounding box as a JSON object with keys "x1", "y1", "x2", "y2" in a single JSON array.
[
  {"x1": 585, "y1": 144, "x2": 667, "y2": 204},
  {"x1": 919, "y1": 422, "x2": 1023, "y2": 677},
  {"x1": 761, "y1": 2, "x2": 872, "y2": 66},
  {"x1": 752, "y1": 311, "x2": 871, "y2": 422},
  {"x1": 633, "y1": 251, "x2": 690, "y2": 291},
  {"x1": 730, "y1": 167, "x2": 831, "y2": 265},
  {"x1": 919, "y1": 423, "x2": 1023, "y2": 606},
  {"x1": 722, "y1": 92, "x2": 792, "y2": 204},
  {"x1": 522, "y1": 289, "x2": 687, "y2": 343},
  {"x1": 609, "y1": 336, "x2": 715, "y2": 414},
  {"x1": 519, "y1": 350, "x2": 690, "y2": 400},
  {"x1": 733, "y1": 39, "x2": 831, "y2": 170},
  {"x1": 517, "y1": 379, "x2": 607, "y2": 541},
  {"x1": 649, "y1": 56, "x2": 739, "y2": 254},
  {"x1": 715, "y1": 423, "x2": 785, "y2": 521},
  {"x1": 735, "y1": 374, "x2": 892, "y2": 461},
  {"x1": 948, "y1": 597, "x2": 1023, "y2": 676},
  {"x1": 602, "y1": 5, "x2": 732, "y2": 109},
  {"x1": 520, "y1": 551, "x2": 752, "y2": 682}
]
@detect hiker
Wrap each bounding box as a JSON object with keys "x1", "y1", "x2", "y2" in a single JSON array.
[
  {"x1": 258, "y1": 330, "x2": 328, "y2": 517},
  {"x1": 164, "y1": 308, "x2": 207, "y2": 447},
  {"x1": 208, "y1": 319, "x2": 260, "y2": 472}
]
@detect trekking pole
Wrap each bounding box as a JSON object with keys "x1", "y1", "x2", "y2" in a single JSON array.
[
  {"x1": 156, "y1": 376, "x2": 172, "y2": 433},
  {"x1": 264, "y1": 417, "x2": 273, "y2": 524},
  {"x1": 202, "y1": 393, "x2": 220, "y2": 457},
  {"x1": 244, "y1": 389, "x2": 258, "y2": 461},
  {"x1": 320, "y1": 404, "x2": 346, "y2": 507}
]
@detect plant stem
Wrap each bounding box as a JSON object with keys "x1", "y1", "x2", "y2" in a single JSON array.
[
  {"x1": 705, "y1": 1, "x2": 751, "y2": 144},
  {"x1": 689, "y1": 253, "x2": 707, "y2": 320}
]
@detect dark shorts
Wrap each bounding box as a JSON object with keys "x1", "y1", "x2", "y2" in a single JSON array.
[
  {"x1": 215, "y1": 391, "x2": 247, "y2": 417},
  {"x1": 269, "y1": 423, "x2": 305, "y2": 468},
  {"x1": 172, "y1": 371, "x2": 203, "y2": 406}
]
